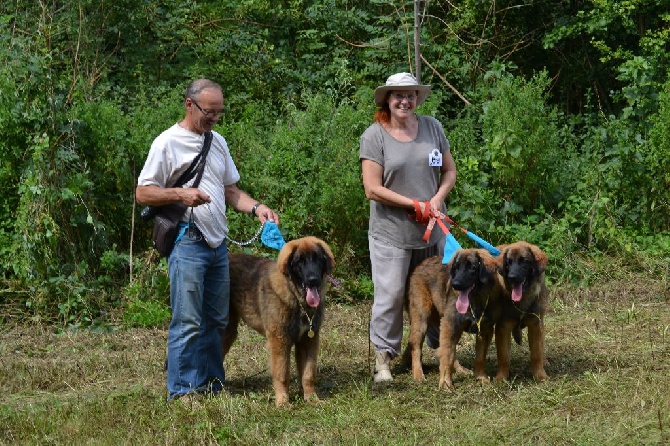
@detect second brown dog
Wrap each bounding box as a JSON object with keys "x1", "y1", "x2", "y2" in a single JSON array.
[
  {"x1": 495, "y1": 241, "x2": 549, "y2": 382},
  {"x1": 403, "y1": 248, "x2": 505, "y2": 388}
]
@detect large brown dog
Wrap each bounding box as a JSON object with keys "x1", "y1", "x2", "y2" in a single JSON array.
[
  {"x1": 223, "y1": 236, "x2": 335, "y2": 407},
  {"x1": 403, "y1": 249, "x2": 505, "y2": 389},
  {"x1": 495, "y1": 241, "x2": 549, "y2": 382}
]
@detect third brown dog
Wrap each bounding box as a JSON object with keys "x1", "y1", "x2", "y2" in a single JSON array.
[
  {"x1": 224, "y1": 236, "x2": 335, "y2": 406},
  {"x1": 495, "y1": 241, "x2": 549, "y2": 382},
  {"x1": 403, "y1": 248, "x2": 505, "y2": 389}
]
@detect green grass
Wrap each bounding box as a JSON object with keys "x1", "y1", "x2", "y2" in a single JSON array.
[{"x1": 1, "y1": 280, "x2": 669, "y2": 445}]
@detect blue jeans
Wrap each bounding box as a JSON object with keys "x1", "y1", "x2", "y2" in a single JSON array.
[{"x1": 166, "y1": 229, "x2": 229, "y2": 400}]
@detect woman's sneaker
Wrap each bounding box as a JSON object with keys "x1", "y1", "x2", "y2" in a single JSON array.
[{"x1": 373, "y1": 350, "x2": 393, "y2": 382}]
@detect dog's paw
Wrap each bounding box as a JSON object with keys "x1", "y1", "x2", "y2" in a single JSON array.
[
  {"x1": 303, "y1": 393, "x2": 321, "y2": 404},
  {"x1": 533, "y1": 370, "x2": 549, "y2": 382},
  {"x1": 275, "y1": 394, "x2": 291, "y2": 407},
  {"x1": 453, "y1": 360, "x2": 473, "y2": 376},
  {"x1": 438, "y1": 377, "x2": 455, "y2": 390},
  {"x1": 476, "y1": 374, "x2": 491, "y2": 385},
  {"x1": 411, "y1": 369, "x2": 426, "y2": 381},
  {"x1": 493, "y1": 372, "x2": 509, "y2": 382}
]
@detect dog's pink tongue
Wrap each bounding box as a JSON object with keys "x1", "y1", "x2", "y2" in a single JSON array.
[
  {"x1": 512, "y1": 284, "x2": 523, "y2": 302},
  {"x1": 455, "y1": 286, "x2": 473, "y2": 314},
  {"x1": 306, "y1": 287, "x2": 320, "y2": 308}
]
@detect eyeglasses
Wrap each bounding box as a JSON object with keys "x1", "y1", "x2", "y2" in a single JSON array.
[
  {"x1": 391, "y1": 93, "x2": 417, "y2": 102},
  {"x1": 191, "y1": 99, "x2": 224, "y2": 118}
]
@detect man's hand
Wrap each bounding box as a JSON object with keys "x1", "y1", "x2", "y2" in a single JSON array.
[{"x1": 178, "y1": 188, "x2": 211, "y2": 207}]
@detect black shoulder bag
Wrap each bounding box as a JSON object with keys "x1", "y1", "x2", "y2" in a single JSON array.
[{"x1": 141, "y1": 131, "x2": 213, "y2": 257}]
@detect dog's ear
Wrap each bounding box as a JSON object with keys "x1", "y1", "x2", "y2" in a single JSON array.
[
  {"x1": 447, "y1": 248, "x2": 463, "y2": 269},
  {"x1": 450, "y1": 251, "x2": 459, "y2": 263},
  {"x1": 498, "y1": 246, "x2": 509, "y2": 276},
  {"x1": 316, "y1": 239, "x2": 335, "y2": 274},
  {"x1": 478, "y1": 250, "x2": 496, "y2": 283},
  {"x1": 492, "y1": 245, "x2": 505, "y2": 273},
  {"x1": 276, "y1": 241, "x2": 296, "y2": 276},
  {"x1": 529, "y1": 244, "x2": 548, "y2": 275},
  {"x1": 449, "y1": 251, "x2": 461, "y2": 279}
]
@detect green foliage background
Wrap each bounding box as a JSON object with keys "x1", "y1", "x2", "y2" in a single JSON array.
[{"x1": 0, "y1": 0, "x2": 668, "y2": 326}]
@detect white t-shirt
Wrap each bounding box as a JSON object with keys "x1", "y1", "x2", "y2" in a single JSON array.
[{"x1": 138, "y1": 123, "x2": 240, "y2": 248}]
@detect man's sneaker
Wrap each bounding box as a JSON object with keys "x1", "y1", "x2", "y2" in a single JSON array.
[{"x1": 373, "y1": 350, "x2": 393, "y2": 382}]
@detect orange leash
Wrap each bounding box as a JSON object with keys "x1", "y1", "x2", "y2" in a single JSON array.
[
  {"x1": 408, "y1": 199, "x2": 501, "y2": 256},
  {"x1": 408, "y1": 199, "x2": 453, "y2": 242}
]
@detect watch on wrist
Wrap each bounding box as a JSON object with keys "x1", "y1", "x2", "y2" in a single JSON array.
[{"x1": 251, "y1": 202, "x2": 262, "y2": 217}]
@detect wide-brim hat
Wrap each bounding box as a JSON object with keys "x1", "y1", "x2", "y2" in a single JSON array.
[{"x1": 374, "y1": 72, "x2": 431, "y2": 107}]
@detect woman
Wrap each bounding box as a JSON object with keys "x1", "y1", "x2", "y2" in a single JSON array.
[{"x1": 359, "y1": 72, "x2": 457, "y2": 382}]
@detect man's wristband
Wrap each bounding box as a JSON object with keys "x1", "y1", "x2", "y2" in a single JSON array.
[{"x1": 251, "y1": 202, "x2": 262, "y2": 217}]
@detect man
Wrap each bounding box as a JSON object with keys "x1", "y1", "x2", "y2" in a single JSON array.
[{"x1": 136, "y1": 78, "x2": 279, "y2": 400}]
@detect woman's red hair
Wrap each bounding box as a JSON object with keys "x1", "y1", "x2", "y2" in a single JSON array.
[{"x1": 373, "y1": 102, "x2": 391, "y2": 125}]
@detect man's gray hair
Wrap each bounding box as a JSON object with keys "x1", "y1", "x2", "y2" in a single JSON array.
[{"x1": 184, "y1": 79, "x2": 222, "y2": 100}]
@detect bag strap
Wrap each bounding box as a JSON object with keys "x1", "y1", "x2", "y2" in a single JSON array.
[
  {"x1": 171, "y1": 131, "x2": 213, "y2": 188},
  {"x1": 190, "y1": 131, "x2": 212, "y2": 189}
]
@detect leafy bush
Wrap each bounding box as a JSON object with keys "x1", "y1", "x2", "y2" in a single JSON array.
[
  {"x1": 1, "y1": 0, "x2": 669, "y2": 325},
  {"x1": 223, "y1": 91, "x2": 372, "y2": 278},
  {"x1": 446, "y1": 71, "x2": 572, "y2": 247},
  {"x1": 121, "y1": 252, "x2": 171, "y2": 328},
  {"x1": 646, "y1": 78, "x2": 670, "y2": 231},
  {"x1": 480, "y1": 71, "x2": 566, "y2": 218}
]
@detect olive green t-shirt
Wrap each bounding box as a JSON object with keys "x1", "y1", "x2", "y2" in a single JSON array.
[{"x1": 359, "y1": 115, "x2": 451, "y2": 249}]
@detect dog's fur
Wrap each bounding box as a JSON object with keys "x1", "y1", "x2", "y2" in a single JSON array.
[
  {"x1": 403, "y1": 249, "x2": 505, "y2": 389},
  {"x1": 223, "y1": 236, "x2": 335, "y2": 406},
  {"x1": 495, "y1": 241, "x2": 549, "y2": 382}
]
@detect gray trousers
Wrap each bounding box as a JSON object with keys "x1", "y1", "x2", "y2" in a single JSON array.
[{"x1": 369, "y1": 235, "x2": 444, "y2": 358}]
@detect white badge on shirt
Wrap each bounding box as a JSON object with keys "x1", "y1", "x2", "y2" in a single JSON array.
[{"x1": 429, "y1": 149, "x2": 442, "y2": 167}]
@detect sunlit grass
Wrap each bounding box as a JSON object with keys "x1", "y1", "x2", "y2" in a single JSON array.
[{"x1": 1, "y1": 280, "x2": 669, "y2": 445}]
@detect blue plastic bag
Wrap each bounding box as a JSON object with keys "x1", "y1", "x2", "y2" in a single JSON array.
[{"x1": 261, "y1": 221, "x2": 286, "y2": 251}]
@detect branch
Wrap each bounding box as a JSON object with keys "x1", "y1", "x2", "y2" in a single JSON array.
[
  {"x1": 421, "y1": 55, "x2": 471, "y2": 106},
  {"x1": 335, "y1": 34, "x2": 392, "y2": 48}
]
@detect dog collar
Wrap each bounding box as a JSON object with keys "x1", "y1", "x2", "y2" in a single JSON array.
[{"x1": 296, "y1": 291, "x2": 317, "y2": 338}]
